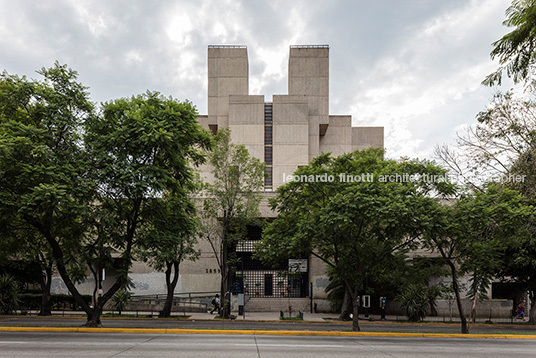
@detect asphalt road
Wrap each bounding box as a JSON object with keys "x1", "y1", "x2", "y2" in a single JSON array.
[
  {"x1": 2, "y1": 316, "x2": 536, "y2": 335},
  {"x1": 1, "y1": 331, "x2": 536, "y2": 357}
]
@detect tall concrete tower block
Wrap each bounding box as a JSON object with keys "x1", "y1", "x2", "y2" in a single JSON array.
[
  {"x1": 200, "y1": 44, "x2": 384, "y2": 190},
  {"x1": 208, "y1": 46, "x2": 249, "y2": 129},
  {"x1": 288, "y1": 46, "x2": 329, "y2": 160}
]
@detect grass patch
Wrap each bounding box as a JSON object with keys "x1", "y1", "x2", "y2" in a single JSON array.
[
  {"x1": 280, "y1": 316, "x2": 303, "y2": 321},
  {"x1": 101, "y1": 313, "x2": 139, "y2": 318},
  {"x1": 100, "y1": 313, "x2": 191, "y2": 319}
]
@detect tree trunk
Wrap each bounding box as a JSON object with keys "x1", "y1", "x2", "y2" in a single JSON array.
[
  {"x1": 429, "y1": 298, "x2": 438, "y2": 317},
  {"x1": 37, "y1": 262, "x2": 53, "y2": 316},
  {"x1": 338, "y1": 288, "x2": 352, "y2": 321},
  {"x1": 221, "y1": 262, "x2": 231, "y2": 318},
  {"x1": 448, "y1": 262, "x2": 468, "y2": 333},
  {"x1": 41, "y1": 232, "x2": 94, "y2": 317},
  {"x1": 529, "y1": 289, "x2": 535, "y2": 325},
  {"x1": 161, "y1": 261, "x2": 180, "y2": 318},
  {"x1": 220, "y1": 225, "x2": 231, "y2": 319},
  {"x1": 83, "y1": 279, "x2": 125, "y2": 327},
  {"x1": 84, "y1": 302, "x2": 103, "y2": 327},
  {"x1": 351, "y1": 289, "x2": 360, "y2": 332}
]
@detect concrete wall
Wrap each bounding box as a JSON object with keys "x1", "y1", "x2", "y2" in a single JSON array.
[
  {"x1": 309, "y1": 255, "x2": 330, "y2": 300},
  {"x1": 208, "y1": 46, "x2": 248, "y2": 128},
  {"x1": 288, "y1": 46, "x2": 329, "y2": 160},
  {"x1": 319, "y1": 115, "x2": 353, "y2": 156},
  {"x1": 272, "y1": 95, "x2": 309, "y2": 188},
  {"x1": 245, "y1": 297, "x2": 310, "y2": 312},
  {"x1": 352, "y1": 127, "x2": 384, "y2": 150},
  {"x1": 229, "y1": 95, "x2": 264, "y2": 162}
]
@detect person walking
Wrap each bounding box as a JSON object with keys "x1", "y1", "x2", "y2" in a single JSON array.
[
  {"x1": 210, "y1": 294, "x2": 220, "y2": 315},
  {"x1": 515, "y1": 300, "x2": 526, "y2": 321}
]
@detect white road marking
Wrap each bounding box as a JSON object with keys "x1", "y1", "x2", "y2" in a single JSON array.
[{"x1": 234, "y1": 344, "x2": 350, "y2": 348}]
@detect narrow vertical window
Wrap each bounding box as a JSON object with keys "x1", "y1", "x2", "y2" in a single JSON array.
[{"x1": 264, "y1": 103, "x2": 273, "y2": 190}]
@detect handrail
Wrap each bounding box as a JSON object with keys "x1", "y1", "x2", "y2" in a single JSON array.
[{"x1": 130, "y1": 291, "x2": 219, "y2": 300}]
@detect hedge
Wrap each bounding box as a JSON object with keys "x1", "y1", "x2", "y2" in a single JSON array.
[{"x1": 19, "y1": 293, "x2": 92, "y2": 311}]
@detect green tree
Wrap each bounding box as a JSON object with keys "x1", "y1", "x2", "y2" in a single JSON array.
[
  {"x1": 201, "y1": 128, "x2": 264, "y2": 318},
  {"x1": 0, "y1": 63, "x2": 93, "y2": 317},
  {"x1": 0, "y1": 220, "x2": 55, "y2": 316},
  {"x1": 435, "y1": 89, "x2": 536, "y2": 325},
  {"x1": 0, "y1": 64, "x2": 211, "y2": 327},
  {"x1": 256, "y1": 148, "x2": 454, "y2": 331},
  {"x1": 484, "y1": 0, "x2": 536, "y2": 88},
  {"x1": 493, "y1": 194, "x2": 536, "y2": 323},
  {"x1": 422, "y1": 185, "x2": 530, "y2": 333},
  {"x1": 138, "y1": 194, "x2": 200, "y2": 318},
  {"x1": 80, "y1": 92, "x2": 211, "y2": 326}
]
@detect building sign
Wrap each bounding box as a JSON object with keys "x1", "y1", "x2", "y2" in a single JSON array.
[{"x1": 288, "y1": 259, "x2": 308, "y2": 272}]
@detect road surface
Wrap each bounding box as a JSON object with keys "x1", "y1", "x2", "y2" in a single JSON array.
[{"x1": 1, "y1": 331, "x2": 535, "y2": 357}]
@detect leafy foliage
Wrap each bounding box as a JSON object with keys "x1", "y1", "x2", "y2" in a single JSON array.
[
  {"x1": 436, "y1": 91, "x2": 536, "y2": 190},
  {"x1": 422, "y1": 185, "x2": 533, "y2": 332},
  {"x1": 111, "y1": 288, "x2": 132, "y2": 315},
  {"x1": 484, "y1": 0, "x2": 536, "y2": 88},
  {"x1": 201, "y1": 128, "x2": 264, "y2": 318},
  {"x1": 137, "y1": 194, "x2": 201, "y2": 317},
  {"x1": 0, "y1": 64, "x2": 211, "y2": 326},
  {"x1": 257, "y1": 148, "x2": 455, "y2": 331},
  {"x1": 0, "y1": 274, "x2": 21, "y2": 314},
  {"x1": 396, "y1": 283, "x2": 429, "y2": 322}
]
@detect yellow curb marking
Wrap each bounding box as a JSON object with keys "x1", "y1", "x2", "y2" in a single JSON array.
[{"x1": 1, "y1": 326, "x2": 536, "y2": 339}]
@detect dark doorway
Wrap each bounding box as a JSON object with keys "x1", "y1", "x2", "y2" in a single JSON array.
[{"x1": 264, "y1": 274, "x2": 273, "y2": 296}]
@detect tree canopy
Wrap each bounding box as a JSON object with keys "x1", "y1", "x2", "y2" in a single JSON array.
[
  {"x1": 257, "y1": 148, "x2": 455, "y2": 331},
  {"x1": 0, "y1": 64, "x2": 212, "y2": 326},
  {"x1": 201, "y1": 128, "x2": 265, "y2": 318}
]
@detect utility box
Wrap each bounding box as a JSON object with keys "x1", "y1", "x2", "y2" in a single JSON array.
[{"x1": 362, "y1": 295, "x2": 370, "y2": 308}]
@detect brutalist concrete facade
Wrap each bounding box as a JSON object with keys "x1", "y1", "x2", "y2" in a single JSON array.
[
  {"x1": 194, "y1": 45, "x2": 384, "y2": 312},
  {"x1": 198, "y1": 45, "x2": 383, "y2": 187}
]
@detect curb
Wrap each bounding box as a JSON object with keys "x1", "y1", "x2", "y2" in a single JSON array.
[
  {"x1": 3, "y1": 315, "x2": 532, "y2": 329},
  {"x1": 2, "y1": 326, "x2": 536, "y2": 339}
]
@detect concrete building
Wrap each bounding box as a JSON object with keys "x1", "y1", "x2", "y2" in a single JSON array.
[
  {"x1": 191, "y1": 45, "x2": 384, "y2": 312},
  {"x1": 197, "y1": 45, "x2": 383, "y2": 189},
  {"x1": 51, "y1": 45, "x2": 384, "y2": 313}
]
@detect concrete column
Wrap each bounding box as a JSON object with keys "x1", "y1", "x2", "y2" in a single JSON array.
[
  {"x1": 288, "y1": 46, "x2": 329, "y2": 160},
  {"x1": 208, "y1": 46, "x2": 249, "y2": 129}
]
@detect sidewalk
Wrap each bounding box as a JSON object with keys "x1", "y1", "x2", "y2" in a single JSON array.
[
  {"x1": 9, "y1": 309, "x2": 527, "y2": 324},
  {"x1": 188, "y1": 311, "x2": 524, "y2": 324},
  {"x1": 2, "y1": 311, "x2": 536, "y2": 338},
  {"x1": 188, "y1": 311, "x2": 340, "y2": 321}
]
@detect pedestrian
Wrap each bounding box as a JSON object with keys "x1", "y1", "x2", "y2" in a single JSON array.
[
  {"x1": 515, "y1": 300, "x2": 526, "y2": 321},
  {"x1": 210, "y1": 294, "x2": 220, "y2": 315}
]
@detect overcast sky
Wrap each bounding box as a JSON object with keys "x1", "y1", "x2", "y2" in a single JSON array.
[{"x1": 0, "y1": 0, "x2": 515, "y2": 160}]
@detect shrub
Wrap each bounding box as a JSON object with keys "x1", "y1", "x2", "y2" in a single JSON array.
[
  {"x1": 396, "y1": 283, "x2": 429, "y2": 322},
  {"x1": 0, "y1": 274, "x2": 22, "y2": 314},
  {"x1": 112, "y1": 288, "x2": 131, "y2": 315},
  {"x1": 18, "y1": 293, "x2": 92, "y2": 311}
]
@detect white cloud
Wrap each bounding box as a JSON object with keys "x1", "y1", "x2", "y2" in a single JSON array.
[
  {"x1": 347, "y1": 0, "x2": 511, "y2": 159},
  {"x1": 0, "y1": 0, "x2": 515, "y2": 161}
]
